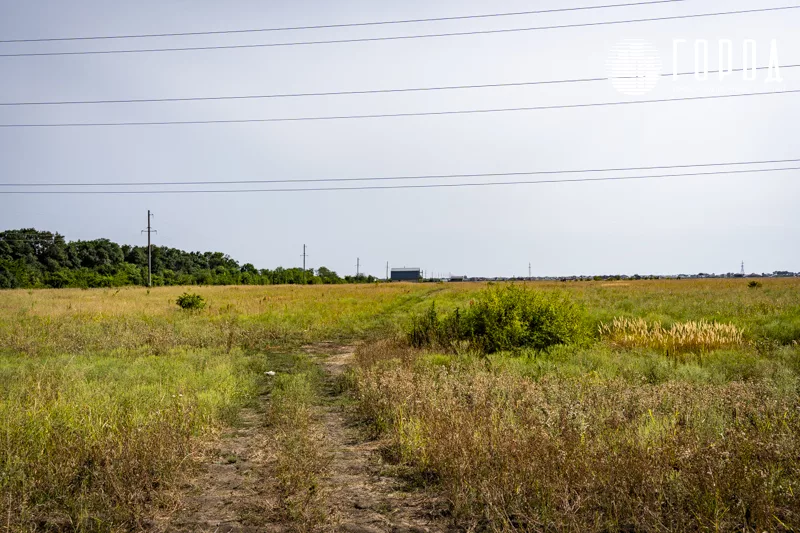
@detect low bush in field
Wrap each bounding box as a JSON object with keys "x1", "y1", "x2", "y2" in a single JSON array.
[
  {"x1": 409, "y1": 285, "x2": 588, "y2": 353},
  {"x1": 176, "y1": 291, "x2": 206, "y2": 310},
  {"x1": 351, "y1": 343, "x2": 800, "y2": 532},
  {"x1": 599, "y1": 317, "x2": 744, "y2": 356}
]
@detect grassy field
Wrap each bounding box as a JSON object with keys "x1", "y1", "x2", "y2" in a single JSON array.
[
  {"x1": 0, "y1": 284, "x2": 444, "y2": 531},
  {"x1": 1, "y1": 280, "x2": 799, "y2": 531}
]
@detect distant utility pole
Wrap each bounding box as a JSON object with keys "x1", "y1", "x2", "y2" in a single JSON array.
[
  {"x1": 529, "y1": 263, "x2": 532, "y2": 280},
  {"x1": 301, "y1": 244, "x2": 308, "y2": 284},
  {"x1": 141, "y1": 210, "x2": 156, "y2": 287},
  {"x1": 356, "y1": 258, "x2": 360, "y2": 277},
  {"x1": 386, "y1": 261, "x2": 389, "y2": 281}
]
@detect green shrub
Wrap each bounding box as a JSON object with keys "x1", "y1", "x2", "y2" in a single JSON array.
[
  {"x1": 748, "y1": 280, "x2": 763, "y2": 289},
  {"x1": 175, "y1": 292, "x2": 206, "y2": 311},
  {"x1": 408, "y1": 302, "x2": 442, "y2": 349},
  {"x1": 409, "y1": 285, "x2": 588, "y2": 353}
]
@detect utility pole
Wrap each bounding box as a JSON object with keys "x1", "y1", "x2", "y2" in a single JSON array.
[
  {"x1": 386, "y1": 261, "x2": 389, "y2": 281},
  {"x1": 356, "y1": 258, "x2": 360, "y2": 278},
  {"x1": 301, "y1": 245, "x2": 307, "y2": 284},
  {"x1": 141, "y1": 210, "x2": 156, "y2": 287},
  {"x1": 529, "y1": 262, "x2": 532, "y2": 280}
]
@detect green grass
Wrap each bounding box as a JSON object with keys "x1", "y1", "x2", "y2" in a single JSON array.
[
  {"x1": 0, "y1": 284, "x2": 446, "y2": 531},
  {"x1": 475, "y1": 343, "x2": 799, "y2": 389},
  {"x1": 0, "y1": 348, "x2": 268, "y2": 530},
  {"x1": 575, "y1": 279, "x2": 800, "y2": 343}
]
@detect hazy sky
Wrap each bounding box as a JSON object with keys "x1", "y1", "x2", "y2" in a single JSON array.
[{"x1": 0, "y1": 0, "x2": 797, "y2": 277}]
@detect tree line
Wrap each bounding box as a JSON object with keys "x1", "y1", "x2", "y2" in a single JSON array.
[{"x1": 0, "y1": 229, "x2": 378, "y2": 289}]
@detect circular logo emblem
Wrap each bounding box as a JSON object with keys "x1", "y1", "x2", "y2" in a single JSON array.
[{"x1": 606, "y1": 39, "x2": 663, "y2": 96}]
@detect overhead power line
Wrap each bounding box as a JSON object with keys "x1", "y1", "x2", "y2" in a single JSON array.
[
  {"x1": 0, "y1": 236, "x2": 57, "y2": 241},
  {"x1": 0, "y1": 0, "x2": 692, "y2": 43},
  {"x1": 1, "y1": 167, "x2": 797, "y2": 195},
  {"x1": 1, "y1": 63, "x2": 796, "y2": 107},
  {"x1": 0, "y1": 6, "x2": 796, "y2": 57},
  {"x1": 2, "y1": 157, "x2": 797, "y2": 187},
  {"x1": 1, "y1": 89, "x2": 796, "y2": 128}
]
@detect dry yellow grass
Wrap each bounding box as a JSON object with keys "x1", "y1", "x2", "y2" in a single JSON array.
[
  {"x1": 599, "y1": 317, "x2": 744, "y2": 355},
  {"x1": 351, "y1": 342, "x2": 800, "y2": 532},
  {"x1": 0, "y1": 284, "x2": 441, "y2": 318},
  {"x1": 0, "y1": 284, "x2": 463, "y2": 357}
]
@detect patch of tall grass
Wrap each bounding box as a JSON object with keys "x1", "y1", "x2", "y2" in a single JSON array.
[
  {"x1": 579, "y1": 278, "x2": 800, "y2": 344},
  {"x1": 0, "y1": 284, "x2": 457, "y2": 357},
  {"x1": 0, "y1": 348, "x2": 263, "y2": 531},
  {"x1": 351, "y1": 343, "x2": 800, "y2": 532},
  {"x1": 599, "y1": 317, "x2": 744, "y2": 356},
  {"x1": 267, "y1": 370, "x2": 330, "y2": 532}
]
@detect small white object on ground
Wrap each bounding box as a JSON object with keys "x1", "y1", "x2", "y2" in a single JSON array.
[{"x1": 264, "y1": 371, "x2": 276, "y2": 376}]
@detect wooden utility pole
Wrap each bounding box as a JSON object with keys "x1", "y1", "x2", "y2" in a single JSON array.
[
  {"x1": 302, "y1": 244, "x2": 307, "y2": 284},
  {"x1": 356, "y1": 258, "x2": 360, "y2": 277},
  {"x1": 141, "y1": 210, "x2": 156, "y2": 287},
  {"x1": 386, "y1": 261, "x2": 389, "y2": 281}
]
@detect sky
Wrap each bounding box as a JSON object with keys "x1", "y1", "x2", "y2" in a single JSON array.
[{"x1": 0, "y1": 0, "x2": 798, "y2": 278}]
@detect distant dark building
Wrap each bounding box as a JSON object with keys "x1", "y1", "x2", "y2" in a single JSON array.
[
  {"x1": 449, "y1": 275, "x2": 467, "y2": 282},
  {"x1": 391, "y1": 268, "x2": 421, "y2": 282}
]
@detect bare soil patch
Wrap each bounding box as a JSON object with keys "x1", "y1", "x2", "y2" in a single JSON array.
[{"x1": 151, "y1": 406, "x2": 282, "y2": 533}]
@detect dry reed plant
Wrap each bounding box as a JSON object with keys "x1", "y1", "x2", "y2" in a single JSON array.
[{"x1": 599, "y1": 317, "x2": 744, "y2": 355}]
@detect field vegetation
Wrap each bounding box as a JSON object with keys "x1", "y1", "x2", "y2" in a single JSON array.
[
  {"x1": 1, "y1": 279, "x2": 799, "y2": 531},
  {"x1": 266, "y1": 357, "x2": 330, "y2": 531},
  {"x1": 598, "y1": 317, "x2": 745, "y2": 356},
  {"x1": 0, "y1": 284, "x2": 443, "y2": 531},
  {"x1": 349, "y1": 279, "x2": 800, "y2": 532}
]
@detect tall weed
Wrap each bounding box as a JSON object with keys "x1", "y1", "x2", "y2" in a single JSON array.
[{"x1": 352, "y1": 349, "x2": 800, "y2": 532}]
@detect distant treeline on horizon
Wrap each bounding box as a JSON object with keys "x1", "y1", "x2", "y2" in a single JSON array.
[{"x1": 0, "y1": 229, "x2": 378, "y2": 289}]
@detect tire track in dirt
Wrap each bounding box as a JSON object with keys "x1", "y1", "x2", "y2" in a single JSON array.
[
  {"x1": 151, "y1": 405, "x2": 283, "y2": 533},
  {"x1": 153, "y1": 345, "x2": 452, "y2": 533},
  {"x1": 318, "y1": 348, "x2": 453, "y2": 533}
]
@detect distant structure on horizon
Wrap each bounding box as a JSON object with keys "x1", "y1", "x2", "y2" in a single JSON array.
[{"x1": 390, "y1": 268, "x2": 422, "y2": 282}]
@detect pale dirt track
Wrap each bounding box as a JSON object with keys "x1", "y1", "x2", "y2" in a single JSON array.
[
  {"x1": 151, "y1": 404, "x2": 278, "y2": 533},
  {"x1": 153, "y1": 346, "x2": 452, "y2": 533}
]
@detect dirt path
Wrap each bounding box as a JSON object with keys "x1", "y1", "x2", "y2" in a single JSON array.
[
  {"x1": 152, "y1": 405, "x2": 281, "y2": 533},
  {"x1": 154, "y1": 346, "x2": 451, "y2": 532},
  {"x1": 319, "y1": 349, "x2": 452, "y2": 533}
]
